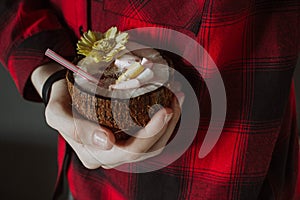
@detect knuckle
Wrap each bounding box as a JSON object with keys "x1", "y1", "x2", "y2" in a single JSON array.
[
  {"x1": 153, "y1": 148, "x2": 164, "y2": 156},
  {"x1": 126, "y1": 153, "x2": 141, "y2": 162},
  {"x1": 81, "y1": 159, "x2": 101, "y2": 170},
  {"x1": 102, "y1": 165, "x2": 113, "y2": 169},
  {"x1": 73, "y1": 131, "x2": 82, "y2": 143},
  {"x1": 44, "y1": 106, "x2": 57, "y2": 129},
  {"x1": 45, "y1": 100, "x2": 61, "y2": 121}
]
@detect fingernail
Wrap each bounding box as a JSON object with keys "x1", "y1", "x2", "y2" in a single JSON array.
[
  {"x1": 164, "y1": 113, "x2": 173, "y2": 124},
  {"x1": 93, "y1": 131, "x2": 111, "y2": 149}
]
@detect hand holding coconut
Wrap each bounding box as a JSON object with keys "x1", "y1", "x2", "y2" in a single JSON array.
[{"x1": 32, "y1": 27, "x2": 184, "y2": 169}]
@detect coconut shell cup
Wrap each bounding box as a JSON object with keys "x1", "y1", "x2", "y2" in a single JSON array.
[{"x1": 66, "y1": 69, "x2": 174, "y2": 140}]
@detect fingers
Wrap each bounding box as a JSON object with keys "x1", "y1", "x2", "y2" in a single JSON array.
[
  {"x1": 101, "y1": 92, "x2": 185, "y2": 169},
  {"x1": 45, "y1": 80, "x2": 115, "y2": 150},
  {"x1": 125, "y1": 92, "x2": 183, "y2": 152},
  {"x1": 147, "y1": 92, "x2": 184, "y2": 152},
  {"x1": 85, "y1": 107, "x2": 173, "y2": 167},
  {"x1": 122, "y1": 107, "x2": 173, "y2": 153},
  {"x1": 73, "y1": 112, "x2": 115, "y2": 150},
  {"x1": 45, "y1": 64, "x2": 185, "y2": 169}
]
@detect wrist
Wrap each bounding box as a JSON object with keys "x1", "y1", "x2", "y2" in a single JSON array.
[
  {"x1": 42, "y1": 69, "x2": 68, "y2": 105},
  {"x1": 48, "y1": 78, "x2": 70, "y2": 105},
  {"x1": 31, "y1": 62, "x2": 64, "y2": 97}
]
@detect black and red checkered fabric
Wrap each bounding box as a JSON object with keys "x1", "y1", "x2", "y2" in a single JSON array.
[{"x1": 0, "y1": 1, "x2": 299, "y2": 199}]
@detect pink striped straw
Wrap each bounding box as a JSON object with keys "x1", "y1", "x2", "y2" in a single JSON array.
[{"x1": 45, "y1": 49, "x2": 99, "y2": 84}]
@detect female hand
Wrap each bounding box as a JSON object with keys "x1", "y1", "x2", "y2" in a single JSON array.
[{"x1": 32, "y1": 63, "x2": 184, "y2": 169}]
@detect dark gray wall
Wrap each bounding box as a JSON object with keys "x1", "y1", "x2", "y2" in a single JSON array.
[{"x1": 0, "y1": 66, "x2": 57, "y2": 200}]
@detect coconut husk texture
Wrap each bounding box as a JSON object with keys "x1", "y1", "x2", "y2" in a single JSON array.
[{"x1": 66, "y1": 71, "x2": 174, "y2": 140}]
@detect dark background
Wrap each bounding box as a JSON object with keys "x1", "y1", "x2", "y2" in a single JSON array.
[
  {"x1": 0, "y1": 66, "x2": 57, "y2": 200},
  {"x1": 0, "y1": 60, "x2": 299, "y2": 199}
]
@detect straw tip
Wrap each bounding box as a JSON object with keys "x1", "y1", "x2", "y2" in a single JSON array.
[{"x1": 45, "y1": 48, "x2": 53, "y2": 55}]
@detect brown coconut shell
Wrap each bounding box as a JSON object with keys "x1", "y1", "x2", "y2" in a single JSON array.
[{"x1": 66, "y1": 70, "x2": 174, "y2": 140}]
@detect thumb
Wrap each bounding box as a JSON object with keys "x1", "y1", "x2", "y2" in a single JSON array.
[
  {"x1": 73, "y1": 112, "x2": 115, "y2": 150},
  {"x1": 44, "y1": 79, "x2": 115, "y2": 150}
]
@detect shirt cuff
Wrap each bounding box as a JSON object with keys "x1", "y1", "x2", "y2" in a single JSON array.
[{"x1": 7, "y1": 29, "x2": 76, "y2": 101}]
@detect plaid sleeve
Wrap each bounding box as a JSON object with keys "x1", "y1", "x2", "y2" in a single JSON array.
[{"x1": 0, "y1": 1, "x2": 76, "y2": 101}]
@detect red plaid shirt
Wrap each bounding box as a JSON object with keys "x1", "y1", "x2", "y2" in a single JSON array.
[{"x1": 0, "y1": 1, "x2": 299, "y2": 199}]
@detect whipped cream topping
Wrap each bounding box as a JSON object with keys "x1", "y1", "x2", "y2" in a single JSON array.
[{"x1": 74, "y1": 48, "x2": 170, "y2": 99}]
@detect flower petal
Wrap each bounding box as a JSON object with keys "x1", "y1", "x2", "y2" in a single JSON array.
[
  {"x1": 105, "y1": 27, "x2": 117, "y2": 39},
  {"x1": 116, "y1": 33, "x2": 128, "y2": 43}
]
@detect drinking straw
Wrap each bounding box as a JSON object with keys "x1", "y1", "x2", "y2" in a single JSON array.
[{"x1": 45, "y1": 49, "x2": 99, "y2": 84}]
